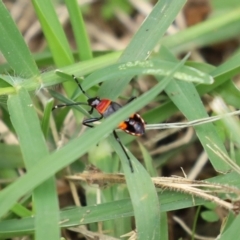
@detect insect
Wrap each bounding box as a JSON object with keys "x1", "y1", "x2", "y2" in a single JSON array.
[{"x1": 52, "y1": 75, "x2": 145, "y2": 172}]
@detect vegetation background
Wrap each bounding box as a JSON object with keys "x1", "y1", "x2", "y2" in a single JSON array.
[{"x1": 1, "y1": 0, "x2": 240, "y2": 239}]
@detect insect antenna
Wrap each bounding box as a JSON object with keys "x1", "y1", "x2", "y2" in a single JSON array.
[
  {"x1": 52, "y1": 75, "x2": 91, "y2": 111},
  {"x1": 52, "y1": 101, "x2": 89, "y2": 111},
  {"x1": 72, "y1": 75, "x2": 91, "y2": 99}
]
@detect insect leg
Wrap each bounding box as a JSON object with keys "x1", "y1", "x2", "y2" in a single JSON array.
[
  {"x1": 113, "y1": 130, "x2": 134, "y2": 172},
  {"x1": 72, "y1": 75, "x2": 91, "y2": 99},
  {"x1": 127, "y1": 96, "x2": 136, "y2": 104},
  {"x1": 83, "y1": 115, "x2": 103, "y2": 128}
]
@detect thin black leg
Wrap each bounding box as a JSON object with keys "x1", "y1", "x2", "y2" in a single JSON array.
[
  {"x1": 82, "y1": 115, "x2": 103, "y2": 128},
  {"x1": 72, "y1": 75, "x2": 91, "y2": 98},
  {"x1": 113, "y1": 130, "x2": 134, "y2": 173},
  {"x1": 88, "y1": 107, "x2": 94, "y2": 115},
  {"x1": 127, "y1": 96, "x2": 136, "y2": 104}
]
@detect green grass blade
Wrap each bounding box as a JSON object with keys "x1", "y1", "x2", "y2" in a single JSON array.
[
  {"x1": 32, "y1": 0, "x2": 74, "y2": 66},
  {"x1": 0, "y1": 66, "x2": 176, "y2": 218},
  {"x1": 160, "y1": 213, "x2": 169, "y2": 240},
  {"x1": 41, "y1": 98, "x2": 54, "y2": 138},
  {"x1": 0, "y1": 144, "x2": 23, "y2": 169},
  {"x1": 11, "y1": 203, "x2": 32, "y2": 218},
  {"x1": 162, "y1": 8, "x2": 240, "y2": 54},
  {"x1": 197, "y1": 50, "x2": 240, "y2": 96},
  {"x1": 8, "y1": 88, "x2": 60, "y2": 240},
  {"x1": 69, "y1": 57, "x2": 212, "y2": 100},
  {"x1": 144, "y1": 49, "x2": 240, "y2": 124},
  {"x1": 114, "y1": 185, "x2": 131, "y2": 236},
  {"x1": 98, "y1": 0, "x2": 187, "y2": 99},
  {"x1": 85, "y1": 59, "x2": 213, "y2": 84},
  {"x1": 165, "y1": 79, "x2": 230, "y2": 172},
  {"x1": 218, "y1": 215, "x2": 240, "y2": 240},
  {"x1": 0, "y1": 2, "x2": 39, "y2": 77},
  {"x1": 0, "y1": 51, "x2": 122, "y2": 96},
  {"x1": 1, "y1": 171, "x2": 239, "y2": 238},
  {"x1": 32, "y1": 0, "x2": 81, "y2": 100},
  {"x1": 216, "y1": 80, "x2": 240, "y2": 108},
  {"x1": 160, "y1": 48, "x2": 229, "y2": 172},
  {"x1": 65, "y1": 0, "x2": 92, "y2": 60},
  {"x1": 210, "y1": 51, "x2": 240, "y2": 82},
  {"x1": 109, "y1": 56, "x2": 188, "y2": 240},
  {"x1": 138, "y1": 142, "x2": 157, "y2": 177},
  {"x1": 112, "y1": 145, "x2": 161, "y2": 239}
]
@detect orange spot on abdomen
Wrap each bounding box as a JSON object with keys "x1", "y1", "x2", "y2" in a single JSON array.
[{"x1": 118, "y1": 121, "x2": 127, "y2": 130}]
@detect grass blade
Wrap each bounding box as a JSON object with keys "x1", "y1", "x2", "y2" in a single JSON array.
[
  {"x1": 162, "y1": 8, "x2": 240, "y2": 54},
  {"x1": 0, "y1": 2, "x2": 38, "y2": 77},
  {"x1": 1, "y1": 171, "x2": 239, "y2": 238},
  {"x1": 98, "y1": 0, "x2": 187, "y2": 99},
  {"x1": 109, "y1": 56, "x2": 188, "y2": 240},
  {"x1": 160, "y1": 48, "x2": 229, "y2": 172},
  {"x1": 8, "y1": 88, "x2": 60, "y2": 240},
  {"x1": 65, "y1": 0, "x2": 92, "y2": 60},
  {"x1": 85, "y1": 59, "x2": 213, "y2": 84},
  {"x1": 41, "y1": 98, "x2": 54, "y2": 138},
  {"x1": 0, "y1": 64, "x2": 177, "y2": 219},
  {"x1": 0, "y1": 51, "x2": 121, "y2": 96},
  {"x1": 32, "y1": 0, "x2": 74, "y2": 66}
]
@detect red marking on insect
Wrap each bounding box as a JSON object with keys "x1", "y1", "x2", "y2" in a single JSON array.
[
  {"x1": 95, "y1": 99, "x2": 111, "y2": 114},
  {"x1": 86, "y1": 97, "x2": 145, "y2": 136}
]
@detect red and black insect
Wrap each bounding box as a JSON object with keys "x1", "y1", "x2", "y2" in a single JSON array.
[{"x1": 52, "y1": 75, "x2": 145, "y2": 172}]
